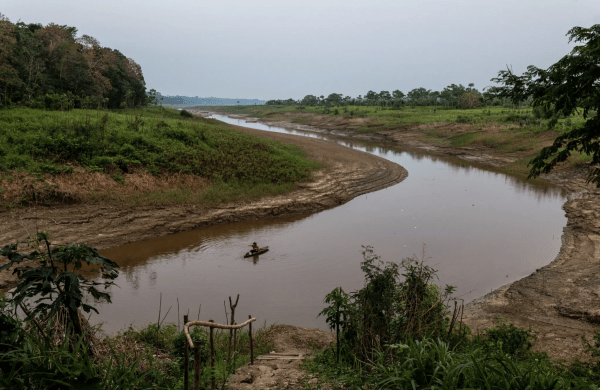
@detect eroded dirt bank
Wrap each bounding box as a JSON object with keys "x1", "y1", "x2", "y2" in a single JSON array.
[
  {"x1": 0, "y1": 124, "x2": 407, "y2": 290},
  {"x1": 220, "y1": 110, "x2": 542, "y2": 167},
  {"x1": 222, "y1": 111, "x2": 600, "y2": 361}
]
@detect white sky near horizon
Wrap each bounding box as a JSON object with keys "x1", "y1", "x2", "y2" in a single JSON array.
[{"x1": 3, "y1": 0, "x2": 600, "y2": 100}]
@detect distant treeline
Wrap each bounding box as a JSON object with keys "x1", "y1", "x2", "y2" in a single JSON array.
[
  {"x1": 0, "y1": 14, "x2": 149, "y2": 109},
  {"x1": 266, "y1": 83, "x2": 511, "y2": 109},
  {"x1": 157, "y1": 95, "x2": 266, "y2": 106}
]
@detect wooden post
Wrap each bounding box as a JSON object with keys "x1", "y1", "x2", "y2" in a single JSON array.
[
  {"x1": 233, "y1": 322, "x2": 238, "y2": 356},
  {"x1": 248, "y1": 315, "x2": 254, "y2": 365},
  {"x1": 184, "y1": 315, "x2": 189, "y2": 390},
  {"x1": 209, "y1": 319, "x2": 215, "y2": 389},
  {"x1": 193, "y1": 341, "x2": 201, "y2": 390},
  {"x1": 227, "y1": 294, "x2": 239, "y2": 364},
  {"x1": 337, "y1": 287, "x2": 341, "y2": 364}
]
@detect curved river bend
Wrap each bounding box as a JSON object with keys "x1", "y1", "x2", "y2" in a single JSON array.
[{"x1": 94, "y1": 115, "x2": 566, "y2": 333}]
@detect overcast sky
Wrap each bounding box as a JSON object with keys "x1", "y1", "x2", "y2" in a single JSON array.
[{"x1": 3, "y1": 0, "x2": 600, "y2": 100}]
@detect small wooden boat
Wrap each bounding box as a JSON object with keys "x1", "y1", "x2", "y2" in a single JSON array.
[{"x1": 244, "y1": 246, "x2": 269, "y2": 258}]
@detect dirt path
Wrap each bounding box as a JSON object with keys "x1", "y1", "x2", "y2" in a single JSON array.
[
  {"x1": 222, "y1": 111, "x2": 600, "y2": 361},
  {"x1": 0, "y1": 125, "x2": 407, "y2": 290},
  {"x1": 228, "y1": 325, "x2": 334, "y2": 390}
]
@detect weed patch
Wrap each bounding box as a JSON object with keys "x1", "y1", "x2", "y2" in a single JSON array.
[{"x1": 0, "y1": 107, "x2": 321, "y2": 208}]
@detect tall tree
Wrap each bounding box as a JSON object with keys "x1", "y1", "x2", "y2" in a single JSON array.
[
  {"x1": 326, "y1": 93, "x2": 343, "y2": 106},
  {"x1": 365, "y1": 90, "x2": 378, "y2": 105},
  {"x1": 301, "y1": 94, "x2": 318, "y2": 106},
  {"x1": 378, "y1": 91, "x2": 392, "y2": 106},
  {"x1": 407, "y1": 87, "x2": 432, "y2": 106},
  {"x1": 440, "y1": 84, "x2": 466, "y2": 106},
  {"x1": 392, "y1": 90, "x2": 405, "y2": 101},
  {"x1": 0, "y1": 14, "x2": 20, "y2": 106},
  {"x1": 489, "y1": 24, "x2": 600, "y2": 186}
]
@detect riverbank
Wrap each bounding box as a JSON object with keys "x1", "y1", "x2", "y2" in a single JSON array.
[
  {"x1": 0, "y1": 122, "x2": 406, "y2": 290},
  {"x1": 208, "y1": 109, "x2": 600, "y2": 361},
  {"x1": 209, "y1": 105, "x2": 592, "y2": 174}
]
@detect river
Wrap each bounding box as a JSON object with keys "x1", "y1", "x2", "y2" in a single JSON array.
[{"x1": 93, "y1": 114, "x2": 566, "y2": 334}]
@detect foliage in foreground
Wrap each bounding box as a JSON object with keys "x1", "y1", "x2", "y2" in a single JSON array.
[
  {"x1": 0, "y1": 310, "x2": 273, "y2": 390},
  {"x1": 1, "y1": 232, "x2": 119, "y2": 337},
  {"x1": 0, "y1": 234, "x2": 272, "y2": 388},
  {"x1": 310, "y1": 246, "x2": 600, "y2": 389},
  {"x1": 489, "y1": 24, "x2": 600, "y2": 187},
  {"x1": 306, "y1": 334, "x2": 600, "y2": 390}
]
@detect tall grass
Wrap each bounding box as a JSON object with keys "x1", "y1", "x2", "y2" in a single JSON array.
[
  {"x1": 306, "y1": 336, "x2": 600, "y2": 390},
  {"x1": 0, "y1": 313, "x2": 273, "y2": 389},
  {"x1": 0, "y1": 107, "x2": 321, "y2": 207}
]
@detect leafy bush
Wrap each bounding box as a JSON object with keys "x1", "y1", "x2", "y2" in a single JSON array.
[
  {"x1": 319, "y1": 246, "x2": 457, "y2": 363},
  {"x1": 180, "y1": 109, "x2": 194, "y2": 118},
  {"x1": 0, "y1": 232, "x2": 119, "y2": 337},
  {"x1": 172, "y1": 326, "x2": 209, "y2": 369},
  {"x1": 483, "y1": 319, "x2": 536, "y2": 356}
]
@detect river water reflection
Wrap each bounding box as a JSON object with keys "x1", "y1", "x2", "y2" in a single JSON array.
[{"x1": 93, "y1": 114, "x2": 566, "y2": 333}]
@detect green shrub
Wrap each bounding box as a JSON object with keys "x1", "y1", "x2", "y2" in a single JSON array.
[
  {"x1": 180, "y1": 109, "x2": 194, "y2": 118},
  {"x1": 483, "y1": 319, "x2": 536, "y2": 356},
  {"x1": 172, "y1": 327, "x2": 209, "y2": 369},
  {"x1": 37, "y1": 163, "x2": 74, "y2": 175},
  {"x1": 112, "y1": 173, "x2": 125, "y2": 184},
  {"x1": 319, "y1": 246, "x2": 457, "y2": 363}
]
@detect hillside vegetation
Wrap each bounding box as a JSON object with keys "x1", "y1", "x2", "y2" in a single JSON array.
[
  {"x1": 0, "y1": 107, "x2": 321, "y2": 208},
  {"x1": 0, "y1": 15, "x2": 148, "y2": 109}
]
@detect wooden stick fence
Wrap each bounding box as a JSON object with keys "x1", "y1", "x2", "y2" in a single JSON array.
[{"x1": 183, "y1": 316, "x2": 256, "y2": 390}]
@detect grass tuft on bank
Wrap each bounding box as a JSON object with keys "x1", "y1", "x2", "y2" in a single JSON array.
[{"x1": 0, "y1": 107, "x2": 321, "y2": 208}]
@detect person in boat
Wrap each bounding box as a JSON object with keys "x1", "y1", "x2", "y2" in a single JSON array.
[{"x1": 248, "y1": 242, "x2": 260, "y2": 254}]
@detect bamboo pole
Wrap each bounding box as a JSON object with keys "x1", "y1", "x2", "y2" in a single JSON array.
[
  {"x1": 193, "y1": 341, "x2": 201, "y2": 390},
  {"x1": 248, "y1": 315, "x2": 254, "y2": 365},
  {"x1": 184, "y1": 314, "x2": 189, "y2": 390}
]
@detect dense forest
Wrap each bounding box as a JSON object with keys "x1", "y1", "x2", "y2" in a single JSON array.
[
  {"x1": 265, "y1": 83, "x2": 508, "y2": 109},
  {"x1": 0, "y1": 14, "x2": 150, "y2": 109}
]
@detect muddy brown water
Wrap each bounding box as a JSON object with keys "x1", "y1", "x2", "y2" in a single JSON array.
[{"x1": 92, "y1": 114, "x2": 566, "y2": 334}]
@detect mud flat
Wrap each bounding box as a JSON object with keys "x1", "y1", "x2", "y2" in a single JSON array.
[
  {"x1": 223, "y1": 111, "x2": 600, "y2": 361},
  {"x1": 0, "y1": 125, "x2": 407, "y2": 290},
  {"x1": 463, "y1": 171, "x2": 600, "y2": 361}
]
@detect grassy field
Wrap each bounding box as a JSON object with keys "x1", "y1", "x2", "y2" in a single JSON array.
[
  {"x1": 0, "y1": 107, "x2": 321, "y2": 208},
  {"x1": 211, "y1": 105, "x2": 593, "y2": 175}
]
